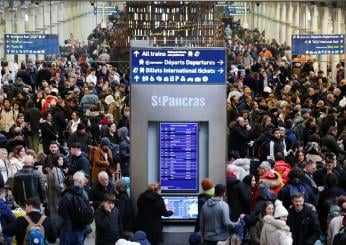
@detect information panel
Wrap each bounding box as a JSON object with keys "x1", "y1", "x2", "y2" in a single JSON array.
[
  {"x1": 131, "y1": 48, "x2": 226, "y2": 84},
  {"x1": 225, "y1": 6, "x2": 250, "y2": 16},
  {"x1": 5, "y1": 34, "x2": 59, "y2": 55},
  {"x1": 162, "y1": 196, "x2": 198, "y2": 220},
  {"x1": 292, "y1": 34, "x2": 345, "y2": 55},
  {"x1": 160, "y1": 122, "x2": 198, "y2": 192}
]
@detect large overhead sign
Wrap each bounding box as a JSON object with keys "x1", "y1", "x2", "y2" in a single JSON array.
[
  {"x1": 130, "y1": 48, "x2": 226, "y2": 84},
  {"x1": 94, "y1": 6, "x2": 120, "y2": 15},
  {"x1": 292, "y1": 34, "x2": 345, "y2": 55},
  {"x1": 5, "y1": 34, "x2": 59, "y2": 55},
  {"x1": 225, "y1": 6, "x2": 250, "y2": 16}
]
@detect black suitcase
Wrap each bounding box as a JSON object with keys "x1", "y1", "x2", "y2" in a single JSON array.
[{"x1": 13, "y1": 170, "x2": 37, "y2": 207}]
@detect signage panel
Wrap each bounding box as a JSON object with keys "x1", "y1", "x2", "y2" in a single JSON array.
[
  {"x1": 159, "y1": 122, "x2": 198, "y2": 192},
  {"x1": 292, "y1": 34, "x2": 345, "y2": 55},
  {"x1": 131, "y1": 48, "x2": 226, "y2": 84},
  {"x1": 5, "y1": 34, "x2": 59, "y2": 55},
  {"x1": 225, "y1": 6, "x2": 250, "y2": 16}
]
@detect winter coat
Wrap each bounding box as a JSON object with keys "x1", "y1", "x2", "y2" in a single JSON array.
[
  {"x1": 285, "y1": 129, "x2": 297, "y2": 150},
  {"x1": 91, "y1": 147, "x2": 114, "y2": 183},
  {"x1": 248, "y1": 216, "x2": 264, "y2": 245},
  {"x1": 47, "y1": 166, "x2": 64, "y2": 231},
  {"x1": 40, "y1": 121, "x2": 58, "y2": 147},
  {"x1": 260, "y1": 215, "x2": 293, "y2": 245},
  {"x1": 226, "y1": 177, "x2": 252, "y2": 220},
  {"x1": 327, "y1": 216, "x2": 344, "y2": 245},
  {"x1": 52, "y1": 104, "x2": 68, "y2": 135},
  {"x1": 200, "y1": 196, "x2": 239, "y2": 242},
  {"x1": 24, "y1": 107, "x2": 41, "y2": 133},
  {"x1": 0, "y1": 108, "x2": 17, "y2": 133},
  {"x1": 278, "y1": 178, "x2": 315, "y2": 209},
  {"x1": 69, "y1": 152, "x2": 90, "y2": 177},
  {"x1": 107, "y1": 102, "x2": 121, "y2": 125},
  {"x1": 287, "y1": 204, "x2": 321, "y2": 245},
  {"x1": 322, "y1": 133, "x2": 346, "y2": 155},
  {"x1": 136, "y1": 190, "x2": 173, "y2": 245},
  {"x1": 229, "y1": 124, "x2": 250, "y2": 158},
  {"x1": 67, "y1": 131, "x2": 92, "y2": 153},
  {"x1": 274, "y1": 160, "x2": 292, "y2": 184},
  {"x1": 3, "y1": 211, "x2": 56, "y2": 245},
  {"x1": 194, "y1": 189, "x2": 214, "y2": 232},
  {"x1": 116, "y1": 191, "x2": 135, "y2": 231},
  {"x1": 89, "y1": 182, "x2": 115, "y2": 209},
  {"x1": 80, "y1": 93, "x2": 99, "y2": 114},
  {"x1": 259, "y1": 170, "x2": 283, "y2": 195},
  {"x1": 317, "y1": 186, "x2": 345, "y2": 232},
  {"x1": 12, "y1": 165, "x2": 47, "y2": 207},
  {"x1": 7, "y1": 157, "x2": 23, "y2": 178},
  {"x1": 119, "y1": 138, "x2": 130, "y2": 176},
  {"x1": 95, "y1": 206, "x2": 122, "y2": 245}
]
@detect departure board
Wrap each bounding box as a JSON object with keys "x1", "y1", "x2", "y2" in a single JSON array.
[{"x1": 159, "y1": 122, "x2": 198, "y2": 192}]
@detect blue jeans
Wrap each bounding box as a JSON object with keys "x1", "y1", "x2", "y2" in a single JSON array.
[{"x1": 60, "y1": 231, "x2": 84, "y2": 245}]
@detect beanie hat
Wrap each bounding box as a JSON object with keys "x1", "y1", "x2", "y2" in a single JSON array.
[
  {"x1": 105, "y1": 94, "x2": 115, "y2": 105},
  {"x1": 77, "y1": 123, "x2": 86, "y2": 131},
  {"x1": 214, "y1": 184, "x2": 226, "y2": 196},
  {"x1": 201, "y1": 178, "x2": 213, "y2": 191},
  {"x1": 189, "y1": 232, "x2": 202, "y2": 245},
  {"x1": 118, "y1": 127, "x2": 129, "y2": 138},
  {"x1": 100, "y1": 137, "x2": 111, "y2": 147},
  {"x1": 259, "y1": 161, "x2": 271, "y2": 171},
  {"x1": 132, "y1": 231, "x2": 150, "y2": 245},
  {"x1": 274, "y1": 200, "x2": 288, "y2": 218}
]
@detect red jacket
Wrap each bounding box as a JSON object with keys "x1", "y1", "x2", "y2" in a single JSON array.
[
  {"x1": 274, "y1": 160, "x2": 292, "y2": 184},
  {"x1": 259, "y1": 170, "x2": 283, "y2": 195}
]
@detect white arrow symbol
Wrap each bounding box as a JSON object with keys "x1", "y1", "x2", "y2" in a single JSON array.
[
  {"x1": 217, "y1": 60, "x2": 224, "y2": 65},
  {"x1": 133, "y1": 50, "x2": 140, "y2": 57},
  {"x1": 218, "y1": 68, "x2": 224, "y2": 74},
  {"x1": 134, "y1": 75, "x2": 140, "y2": 82}
]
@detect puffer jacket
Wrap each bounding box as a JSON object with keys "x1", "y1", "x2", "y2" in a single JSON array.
[
  {"x1": 259, "y1": 170, "x2": 283, "y2": 195},
  {"x1": 260, "y1": 215, "x2": 293, "y2": 245},
  {"x1": 274, "y1": 160, "x2": 292, "y2": 184},
  {"x1": 0, "y1": 108, "x2": 16, "y2": 133}
]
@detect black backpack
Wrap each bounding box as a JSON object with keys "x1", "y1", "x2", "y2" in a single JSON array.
[
  {"x1": 67, "y1": 193, "x2": 94, "y2": 227},
  {"x1": 13, "y1": 169, "x2": 37, "y2": 207},
  {"x1": 333, "y1": 219, "x2": 346, "y2": 245}
]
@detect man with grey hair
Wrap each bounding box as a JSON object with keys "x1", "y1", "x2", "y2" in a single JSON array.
[
  {"x1": 12, "y1": 155, "x2": 47, "y2": 207},
  {"x1": 257, "y1": 160, "x2": 283, "y2": 195},
  {"x1": 59, "y1": 171, "x2": 94, "y2": 245},
  {"x1": 89, "y1": 171, "x2": 115, "y2": 209}
]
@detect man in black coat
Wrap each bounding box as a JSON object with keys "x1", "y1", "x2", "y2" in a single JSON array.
[
  {"x1": 69, "y1": 143, "x2": 90, "y2": 177},
  {"x1": 228, "y1": 117, "x2": 251, "y2": 158},
  {"x1": 95, "y1": 193, "x2": 122, "y2": 245},
  {"x1": 89, "y1": 171, "x2": 115, "y2": 209},
  {"x1": 287, "y1": 193, "x2": 321, "y2": 245},
  {"x1": 51, "y1": 99, "x2": 68, "y2": 145},
  {"x1": 3, "y1": 197, "x2": 56, "y2": 245}
]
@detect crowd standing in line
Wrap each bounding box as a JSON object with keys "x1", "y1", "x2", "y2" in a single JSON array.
[{"x1": 0, "y1": 16, "x2": 345, "y2": 245}]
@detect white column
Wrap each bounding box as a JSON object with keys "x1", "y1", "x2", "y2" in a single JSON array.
[
  {"x1": 320, "y1": 7, "x2": 330, "y2": 75},
  {"x1": 27, "y1": 4, "x2": 38, "y2": 62},
  {"x1": 0, "y1": 7, "x2": 5, "y2": 61},
  {"x1": 292, "y1": 3, "x2": 300, "y2": 35},
  {"x1": 4, "y1": 8, "x2": 15, "y2": 62},
  {"x1": 16, "y1": 7, "x2": 26, "y2": 63},
  {"x1": 280, "y1": 3, "x2": 287, "y2": 45},
  {"x1": 50, "y1": 2, "x2": 58, "y2": 35},
  {"x1": 331, "y1": 8, "x2": 343, "y2": 80},
  {"x1": 274, "y1": 3, "x2": 281, "y2": 43},
  {"x1": 286, "y1": 2, "x2": 294, "y2": 48},
  {"x1": 35, "y1": 4, "x2": 44, "y2": 61},
  {"x1": 57, "y1": 2, "x2": 65, "y2": 45},
  {"x1": 311, "y1": 5, "x2": 319, "y2": 34},
  {"x1": 43, "y1": 1, "x2": 51, "y2": 34},
  {"x1": 65, "y1": 2, "x2": 73, "y2": 41}
]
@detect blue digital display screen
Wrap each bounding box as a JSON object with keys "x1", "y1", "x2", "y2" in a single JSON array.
[
  {"x1": 5, "y1": 34, "x2": 59, "y2": 55},
  {"x1": 162, "y1": 196, "x2": 198, "y2": 220},
  {"x1": 131, "y1": 48, "x2": 226, "y2": 84},
  {"x1": 159, "y1": 122, "x2": 198, "y2": 192},
  {"x1": 291, "y1": 34, "x2": 345, "y2": 55}
]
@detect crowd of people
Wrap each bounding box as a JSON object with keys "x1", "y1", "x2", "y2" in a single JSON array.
[{"x1": 0, "y1": 12, "x2": 344, "y2": 245}]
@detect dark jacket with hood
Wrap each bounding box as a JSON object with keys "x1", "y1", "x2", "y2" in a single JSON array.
[
  {"x1": 68, "y1": 152, "x2": 90, "y2": 177},
  {"x1": 226, "y1": 176, "x2": 252, "y2": 220},
  {"x1": 136, "y1": 190, "x2": 173, "y2": 245},
  {"x1": 278, "y1": 178, "x2": 315, "y2": 209},
  {"x1": 229, "y1": 123, "x2": 250, "y2": 158},
  {"x1": 95, "y1": 206, "x2": 122, "y2": 245},
  {"x1": 287, "y1": 204, "x2": 321, "y2": 245},
  {"x1": 52, "y1": 104, "x2": 68, "y2": 134},
  {"x1": 89, "y1": 182, "x2": 115, "y2": 209},
  {"x1": 58, "y1": 185, "x2": 89, "y2": 232}
]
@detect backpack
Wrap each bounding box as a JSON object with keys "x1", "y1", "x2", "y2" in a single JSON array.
[
  {"x1": 23, "y1": 215, "x2": 46, "y2": 245},
  {"x1": 333, "y1": 225, "x2": 346, "y2": 245},
  {"x1": 67, "y1": 193, "x2": 94, "y2": 227},
  {"x1": 288, "y1": 184, "x2": 308, "y2": 198},
  {"x1": 13, "y1": 169, "x2": 37, "y2": 207}
]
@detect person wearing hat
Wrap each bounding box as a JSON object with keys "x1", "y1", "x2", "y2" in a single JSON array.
[
  {"x1": 118, "y1": 127, "x2": 130, "y2": 176},
  {"x1": 132, "y1": 230, "x2": 151, "y2": 245},
  {"x1": 327, "y1": 195, "x2": 346, "y2": 244},
  {"x1": 67, "y1": 123, "x2": 92, "y2": 153},
  {"x1": 189, "y1": 232, "x2": 202, "y2": 245},
  {"x1": 200, "y1": 184, "x2": 244, "y2": 244},
  {"x1": 92, "y1": 137, "x2": 115, "y2": 184},
  {"x1": 69, "y1": 142, "x2": 90, "y2": 178},
  {"x1": 260, "y1": 200, "x2": 292, "y2": 245},
  {"x1": 258, "y1": 161, "x2": 283, "y2": 196},
  {"x1": 95, "y1": 193, "x2": 122, "y2": 245},
  {"x1": 194, "y1": 178, "x2": 214, "y2": 232}
]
